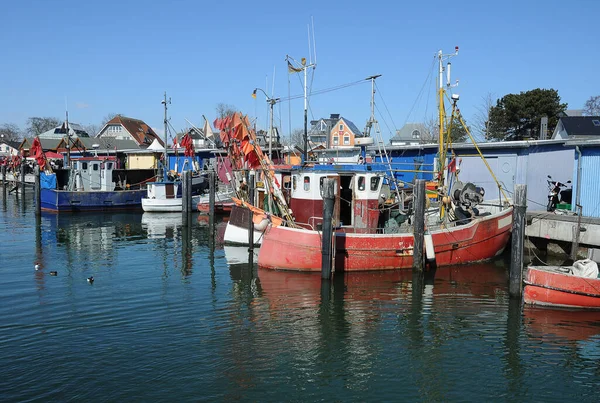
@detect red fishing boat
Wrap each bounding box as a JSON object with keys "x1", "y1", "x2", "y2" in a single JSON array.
[
  {"x1": 524, "y1": 262, "x2": 600, "y2": 309},
  {"x1": 258, "y1": 201, "x2": 512, "y2": 271}
]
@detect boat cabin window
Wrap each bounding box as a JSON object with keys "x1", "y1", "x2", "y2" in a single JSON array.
[
  {"x1": 106, "y1": 162, "x2": 113, "y2": 170},
  {"x1": 292, "y1": 176, "x2": 297, "y2": 191},
  {"x1": 303, "y1": 176, "x2": 310, "y2": 191},
  {"x1": 370, "y1": 177, "x2": 380, "y2": 191},
  {"x1": 81, "y1": 162, "x2": 88, "y2": 170},
  {"x1": 358, "y1": 176, "x2": 366, "y2": 191},
  {"x1": 93, "y1": 163, "x2": 99, "y2": 171}
]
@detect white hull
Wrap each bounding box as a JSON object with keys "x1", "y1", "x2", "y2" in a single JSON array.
[
  {"x1": 142, "y1": 195, "x2": 201, "y2": 212},
  {"x1": 223, "y1": 221, "x2": 264, "y2": 245}
]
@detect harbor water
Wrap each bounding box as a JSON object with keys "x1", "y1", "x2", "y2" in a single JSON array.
[{"x1": 1, "y1": 191, "x2": 599, "y2": 402}]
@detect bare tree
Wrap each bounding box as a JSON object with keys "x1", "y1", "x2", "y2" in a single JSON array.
[
  {"x1": 583, "y1": 95, "x2": 600, "y2": 116},
  {"x1": 287, "y1": 128, "x2": 305, "y2": 148},
  {"x1": 472, "y1": 93, "x2": 495, "y2": 141},
  {"x1": 0, "y1": 123, "x2": 23, "y2": 142},
  {"x1": 26, "y1": 117, "x2": 61, "y2": 136},
  {"x1": 84, "y1": 123, "x2": 100, "y2": 137},
  {"x1": 215, "y1": 103, "x2": 237, "y2": 119},
  {"x1": 421, "y1": 116, "x2": 438, "y2": 143}
]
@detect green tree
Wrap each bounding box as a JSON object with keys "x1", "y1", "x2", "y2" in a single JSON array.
[
  {"x1": 26, "y1": 117, "x2": 61, "y2": 136},
  {"x1": 447, "y1": 116, "x2": 469, "y2": 143},
  {"x1": 584, "y1": 95, "x2": 600, "y2": 116},
  {"x1": 486, "y1": 88, "x2": 567, "y2": 141}
]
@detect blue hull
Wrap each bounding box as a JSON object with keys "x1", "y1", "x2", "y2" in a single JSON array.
[{"x1": 41, "y1": 188, "x2": 146, "y2": 212}]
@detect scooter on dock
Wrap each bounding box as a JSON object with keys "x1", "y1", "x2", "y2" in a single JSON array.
[{"x1": 546, "y1": 175, "x2": 572, "y2": 212}]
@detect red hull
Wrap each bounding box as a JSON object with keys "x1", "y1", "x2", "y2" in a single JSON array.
[
  {"x1": 524, "y1": 266, "x2": 600, "y2": 309},
  {"x1": 258, "y1": 208, "x2": 513, "y2": 272}
]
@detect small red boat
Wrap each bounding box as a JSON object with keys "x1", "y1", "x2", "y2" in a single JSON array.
[{"x1": 524, "y1": 263, "x2": 600, "y2": 309}]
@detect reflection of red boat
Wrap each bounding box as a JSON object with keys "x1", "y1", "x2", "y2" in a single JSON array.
[
  {"x1": 524, "y1": 307, "x2": 600, "y2": 341},
  {"x1": 197, "y1": 200, "x2": 234, "y2": 215},
  {"x1": 255, "y1": 262, "x2": 507, "y2": 307},
  {"x1": 524, "y1": 266, "x2": 600, "y2": 309}
]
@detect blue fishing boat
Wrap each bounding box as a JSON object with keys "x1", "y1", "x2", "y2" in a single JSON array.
[{"x1": 40, "y1": 156, "x2": 145, "y2": 212}]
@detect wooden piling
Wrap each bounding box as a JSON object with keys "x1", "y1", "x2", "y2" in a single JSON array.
[
  {"x1": 570, "y1": 204, "x2": 583, "y2": 261},
  {"x1": 321, "y1": 178, "x2": 336, "y2": 279},
  {"x1": 20, "y1": 164, "x2": 26, "y2": 196},
  {"x1": 510, "y1": 184, "x2": 527, "y2": 299},
  {"x1": 34, "y1": 166, "x2": 41, "y2": 215},
  {"x1": 182, "y1": 170, "x2": 192, "y2": 215},
  {"x1": 1, "y1": 165, "x2": 6, "y2": 186},
  {"x1": 412, "y1": 179, "x2": 426, "y2": 271},
  {"x1": 248, "y1": 172, "x2": 255, "y2": 249}
]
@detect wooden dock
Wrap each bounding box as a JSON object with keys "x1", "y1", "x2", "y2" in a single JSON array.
[{"x1": 525, "y1": 211, "x2": 600, "y2": 252}]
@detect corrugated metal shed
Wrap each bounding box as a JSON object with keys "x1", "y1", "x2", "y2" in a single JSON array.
[
  {"x1": 385, "y1": 140, "x2": 575, "y2": 210},
  {"x1": 574, "y1": 146, "x2": 600, "y2": 217}
]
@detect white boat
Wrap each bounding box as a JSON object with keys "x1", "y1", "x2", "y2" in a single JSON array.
[{"x1": 141, "y1": 92, "x2": 203, "y2": 213}]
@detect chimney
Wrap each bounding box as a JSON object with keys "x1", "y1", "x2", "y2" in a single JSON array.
[{"x1": 540, "y1": 116, "x2": 548, "y2": 140}]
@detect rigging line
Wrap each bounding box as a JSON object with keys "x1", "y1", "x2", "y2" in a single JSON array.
[
  {"x1": 375, "y1": 103, "x2": 394, "y2": 140},
  {"x1": 404, "y1": 57, "x2": 436, "y2": 126},
  {"x1": 424, "y1": 63, "x2": 436, "y2": 121},
  {"x1": 281, "y1": 78, "x2": 368, "y2": 102},
  {"x1": 375, "y1": 82, "x2": 399, "y2": 133},
  {"x1": 288, "y1": 69, "x2": 292, "y2": 145}
]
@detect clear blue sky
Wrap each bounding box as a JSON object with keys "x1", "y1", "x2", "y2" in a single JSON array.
[{"x1": 1, "y1": 0, "x2": 598, "y2": 142}]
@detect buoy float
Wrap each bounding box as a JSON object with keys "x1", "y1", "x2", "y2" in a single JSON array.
[
  {"x1": 424, "y1": 233, "x2": 436, "y2": 267},
  {"x1": 35, "y1": 264, "x2": 40, "y2": 270}
]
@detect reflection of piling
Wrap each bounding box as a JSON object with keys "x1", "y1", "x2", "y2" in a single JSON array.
[
  {"x1": 321, "y1": 178, "x2": 335, "y2": 279},
  {"x1": 1, "y1": 165, "x2": 6, "y2": 187},
  {"x1": 34, "y1": 166, "x2": 41, "y2": 215},
  {"x1": 412, "y1": 179, "x2": 426, "y2": 271},
  {"x1": 208, "y1": 171, "x2": 216, "y2": 230},
  {"x1": 248, "y1": 173, "x2": 255, "y2": 250},
  {"x1": 510, "y1": 184, "x2": 527, "y2": 299}
]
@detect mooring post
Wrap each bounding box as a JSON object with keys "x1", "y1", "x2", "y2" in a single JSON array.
[
  {"x1": 248, "y1": 172, "x2": 255, "y2": 249},
  {"x1": 1, "y1": 165, "x2": 6, "y2": 187},
  {"x1": 20, "y1": 164, "x2": 26, "y2": 196},
  {"x1": 184, "y1": 170, "x2": 193, "y2": 215},
  {"x1": 34, "y1": 166, "x2": 41, "y2": 215},
  {"x1": 321, "y1": 178, "x2": 336, "y2": 279},
  {"x1": 570, "y1": 204, "x2": 583, "y2": 261},
  {"x1": 510, "y1": 184, "x2": 527, "y2": 299},
  {"x1": 412, "y1": 179, "x2": 426, "y2": 271}
]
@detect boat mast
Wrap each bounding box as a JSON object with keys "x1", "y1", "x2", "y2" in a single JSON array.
[
  {"x1": 65, "y1": 109, "x2": 70, "y2": 168},
  {"x1": 436, "y1": 46, "x2": 459, "y2": 188},
  {"x1": 161, "y1": 92, "x2": 171, "y2": 181}
]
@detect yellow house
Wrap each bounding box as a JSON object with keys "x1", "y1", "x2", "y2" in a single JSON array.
[{"x1": 329, "y1": 117, "x2": 363, "y2": 148}]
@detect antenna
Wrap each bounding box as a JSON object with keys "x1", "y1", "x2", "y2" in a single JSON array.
[
  {"x1": 307, "y1": 24, "x2": 312, "y2": 65},
  {"x1": 311, "y1": 16, "x2": 317, "y2": 65}
]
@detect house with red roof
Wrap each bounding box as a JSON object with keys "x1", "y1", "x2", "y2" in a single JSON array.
[{"x1": 97, "y1": 115, "x2": 163, "y2": 148}]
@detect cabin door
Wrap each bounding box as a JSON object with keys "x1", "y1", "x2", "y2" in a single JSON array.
[
  {"x1": 89, "y1": 162, "x2": 101, "y2": 190},
  {"x1": 339, "y1": 175, "x2": 353, "y2": 226}
]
